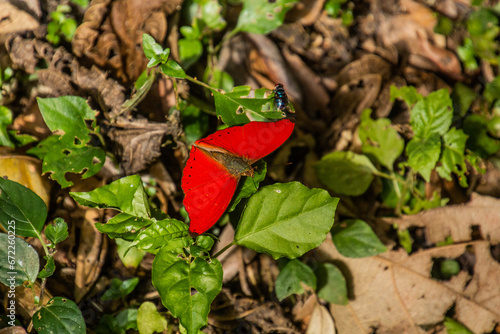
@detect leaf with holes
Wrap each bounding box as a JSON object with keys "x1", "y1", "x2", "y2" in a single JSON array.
[
  {"x1": 152, "y1": 245, "x2": 223, "y2": 333},
  {"x1": 32, "y1": 297, "x2": 86, "y2": 334},
  {"x1": 212, "y1": 85, "x2": 284, "y2": 126},
  {"x1": 27, "y1": 96, "x2": 105, "y2": 188}
]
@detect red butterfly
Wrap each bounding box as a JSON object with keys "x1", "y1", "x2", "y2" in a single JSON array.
[{"x1": 181, "y1": 117, "x2": 295, "y2": 234}]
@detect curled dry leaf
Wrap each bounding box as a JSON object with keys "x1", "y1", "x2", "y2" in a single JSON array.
[
  {"x1": 72, "y1": 0, "x2": 182, "y2": 83},
  {"x1": 7, "y1": 35, "x2": 126, "y2": 116},
  {"x1": 316, "y1": 236, "x2": 499, "y2": 333},
  {"x1": 0, "y1": 2, "x2": 39, "y2": 44},
  {"x1": 107, "y1": 111, "x2": 184, "y2": 174}
]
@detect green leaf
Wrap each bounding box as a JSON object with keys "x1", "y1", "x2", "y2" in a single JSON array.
[
  {"x1": 331, "y1": 219, "x2": 387, "y2": 258},
  {"x1": 451, "y1": 83, "x2": 476, "y2": 118},
  {"x1": 142, "y1": 34, "x2": 163, "y2": 60},
  {"x1": 38, "y1": 256, "x2": 55, "y2": 279},
  {"x1": 116, "y1": 238, "x2": 145, "y2": 268},
  {"x1": 32, "y1": 297, "x2": 86, "y2": 334},
  {"x1": 444, "y1": 317, "x2": 474, "y2": 334},
  {"x1": 457, "y1": 38, "x2": 478, "y2": 71},
  {"x1": 45, "y1": 218, "x2": 68, "y2": 245},
  {"x1": 130, "y1": 219, "x2": 190, "y2": 252},
  {"x1": 152, "y1": 246, "x2": 223, "y2": 333},
  {"x1": 137, "y1": 302, "x2": 168, "y2": 334},
  {"x1": 199, "y1": 0, "x2": 226, "y2": 30},
  {"x1": 0, "y1": 178, "x2": 47, "y2": 238},
  {"x1": 235, "y1": 0, "x2": 297, "y2": 35},
  {"x1": 275, "y1": 259, "x2": 316, "y2": 301},
  {"x1": 316, "y1": 263, "x2": 348, "y2": 305},
  {"x1": 403, "y1": 191, "x2": 447, "y2": 214},
  {"x1": 70, "y1": 175, "x2": 151, "y2": 218},
  {"x1": 463, "y1": 114, "x2": 500, "y2": 157},
  {"x1": 484, "y1": 77, "x2": 500, "y2": 104},
  {"x1": 195, "y1": 235, "x2": 214, "y2": 252},
  {"x1": 440, "y1": 259, "x2": 460, "y2": 279},
  {"x1": 390, "y1": 85, "x2": 422, "y2": 107},
  {"x1": 434, "y1": 15, "x2": 453, "y2": 36},
  {"x1": 315, "y1": 151, "x2": 377, "y2": 196},
  {"x1": 70, "y1": 0, "x2": 89, "y2": 7},
  {"x1": 436, "y1": 128, "x2": 468, "y2": 187},
  {"x1": 160, "y1": 60, "x2": 186, "y2": 78},
  {"x1": 61, "y1": 18, "x2": 77, "y2": 41},
  {"x1": 359, "y1": 109, "x2": 404, "y2": 170},
  {"x1": 212, "y1": 85, "x2": 282, "y2": 126},
  {"x1": 0, "y1": 106, "x2": 14, "y2": 148},
  {"x1": 95, "y1": 213, "x2": 153, "y2": 240},
  {"x1": 181, "y1": 103, "x2": 209, "y2": 145},
  {"x1": 101, "y1": 277, "x2": 140, "y2": 301},
  {"x1": 27, "y1": 96, "x2": 105, "y2": 187},
  {"x1": 410, "y1": 89, "x2": 453, "y2": 138},
  {"x1": 228, "y1": 160, "x2": 267, "y2": 212},
  {"x1": 406, "y1": 133, "x2": 441, "y2": 182},
  {"x1": 179, "y1": 39, "x2": 203, "y2": 69},
  {"x1": 234, "y1": 182, "x2": 339, "y2": 259},
  {"x1": 116, "y1": 308, "x2": 138, "y2": 331},
  {"x1": 0, "y1": 234, "x2": 39, "y2": 285},
  {"x1": 397, "y1": 228, "x2": 412, "y2": 253}
]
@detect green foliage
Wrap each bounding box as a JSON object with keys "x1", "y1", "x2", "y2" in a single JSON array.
[
  {"x1": 331, "y1": 219, "x2": 387, "y2": 258},
  {"x1": 38, "y1": 256, "x2": 56, "y2": 279},
  {"x1": 46, "y1": 5, "x2": 77, "y2": 46},
  {"x1": 212, "y1": 85, "x2": 284, "y2": 126},
  {"x1": 0, "y1": 177, "x2": 47, "y2": 238},
  {"x1": 275, "y1": 259, "x2": 316, "y2": 301},
  {"x1": 0, "y1": 233, "x2": 39, "y2": 285},
  {"x1": 101, "y1": 278, "x2": 140, "y2": 301},
  {"x1": 143, "y1": 34, "x2": 186, "y2": 79},
  {"x1": 316, "y1": 263, "x2": 348, "y2": 305},
  {"x1": 463, "y1": 114, "x2": 500, "y2": 157},
  {"x1": 444, "y1": 317, "x2": 474, "y2": 334},
  {"x1": 45, "y1": 218, "x2": 69, "y2": 246},
  {"x1": 359, "y1": 109, "x2": 404, "y2": 170},
  {"x1": 27, "y1": 96, "x2": 105, "y2": 188},
  {"x1": 152, "y1": 244, "x2": 223, "y2": 333},
  {"x1": 32, "y1": 297, "x2": 86, "y2": 334},
  {"x1": 458, "y1": 6, "x2": 500, "y2": 70},
  {"x1": 315, "y1": 151, "x2": 377, "y2": 196},
  {"x1": 137, "y1": 302, "x2": 168, "y2": 334},
  {"x1": 234, "y1": 0, "x2": 297, "y2": 35},
  {"x1": 234, "y1": 182, "x2": 339, "y2": 259}
]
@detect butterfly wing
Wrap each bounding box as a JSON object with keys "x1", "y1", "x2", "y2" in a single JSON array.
[
  {"x1": 196, "y1": 119, "x2": 295, "y2": 162},
  {"x1": 182, "y1": 146, "x2": 239, "y2": 234}
]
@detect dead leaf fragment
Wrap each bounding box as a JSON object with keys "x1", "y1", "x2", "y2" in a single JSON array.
[{"x1": 315, "y1": 236, "x2": 500, "y2": 333}]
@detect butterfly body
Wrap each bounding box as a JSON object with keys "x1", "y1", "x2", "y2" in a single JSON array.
[{"x1": 182, "y1": 118, "x2": 295, "y2": 234}]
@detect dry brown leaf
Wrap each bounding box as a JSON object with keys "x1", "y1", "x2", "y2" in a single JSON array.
[
  {"x1": 306, "y1": 302, "x2": 336, "y2": 334},
  {"x1": 315, "y1": 236, "x2": 500, "y2": 333},
  {"x1": 108, "y1": 113, "x2": 184, "y2": 174},
  {"x1": 0, "y1": 155, "x2": 51, "y2": 207},
  {"x1": 383, "y1": 193, "x2": 500, "y2": 244},
  {"x1": 74, "y1": 210, "x2": 107, "y2": 302},
  {"x1": 0, "y1": 2, "x2": 39, "y2": 44},
  {"x1": 72, "y1": 0, "x2": 182, "y2": 83}
]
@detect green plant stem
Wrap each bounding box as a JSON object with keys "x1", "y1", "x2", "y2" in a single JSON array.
[{"x1": 212, "y1": 242, "x2": 235, "y2": 259}]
